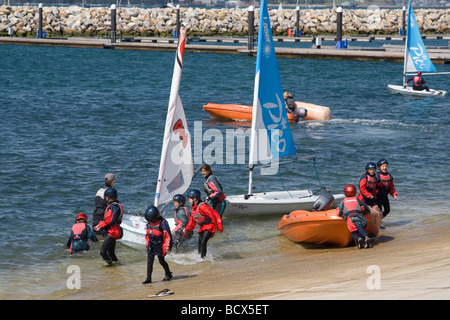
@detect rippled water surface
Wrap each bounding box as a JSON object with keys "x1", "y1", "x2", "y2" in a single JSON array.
[{"x1": 0, "y1": 42, "x2": 448, "y2": 298}]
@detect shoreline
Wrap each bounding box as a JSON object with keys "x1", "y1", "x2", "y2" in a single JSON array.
[{"x1": 56, "y1": 216, "x2": 450, "y2": 300}]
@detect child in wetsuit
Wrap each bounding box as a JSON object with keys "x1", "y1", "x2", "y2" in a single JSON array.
[
  {"x1": 338, "y1": 184, "x2": 374, "y2": 248},
  {"x1": 67, "y1": 213, "x2": 98, "y2": 254},
  {"x1": 142, "y1": 206, "x2": 173, "y2": 284},
  {"x1": 376, "y1": 159, "x2": 398, "y2": 218},
  {"x1": 172, "y1": 194, "x2": 192, "y2": 250}
]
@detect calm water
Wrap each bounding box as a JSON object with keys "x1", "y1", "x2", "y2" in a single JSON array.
[{"x1": 0, "y1": 42, "x2": 449, "y2": 298}]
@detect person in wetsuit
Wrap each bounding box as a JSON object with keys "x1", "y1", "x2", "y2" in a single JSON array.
[
  {"x1": 183, "y1": 189, "x2": 223, "y2": 259},
  {"x1": 92, "y1": 173, "x2": 116, "y2": 237},
  {"x1": 405, "y1": 71, "x2": 430, "y2": 91}
]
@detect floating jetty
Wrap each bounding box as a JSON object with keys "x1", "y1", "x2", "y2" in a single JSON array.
[{"x1": 1, "y1": 35, "x2": 449, "y2": 64}]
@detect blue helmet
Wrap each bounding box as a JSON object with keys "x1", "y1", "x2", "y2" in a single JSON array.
[
  {"x1": 377, "y1": 159, "x2": 388, "y2": 168},
  {"x1": 144, "y1": 205, "x2": 160, "y2": 222},
  {"x1": 173, "y1": 194, "x2": 186, "y2": 205},
  {"x1": 365, "y1": 162, "x2": 376, "y2": 170},
  {"x1": 104, "y1": 187, "x2": 117, "y2": 199},
  {"x1": 187, "y1": 189, "x2": 201, "y2": 200}
]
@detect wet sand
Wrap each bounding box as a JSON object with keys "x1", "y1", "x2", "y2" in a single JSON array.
[{"x1": 58, "y1": 217, "x2": 450, "y2": 301}]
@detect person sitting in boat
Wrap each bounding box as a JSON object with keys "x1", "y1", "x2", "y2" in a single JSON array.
[
  {"x1": 375, "y1": 159, "x2": 398, "y2": 218},
  {"x1": 337, "y1": 184, "x2": 374, "y2": 248},
  {"x1": 201, "y1": 163, "x2": 227, "y2": 217},
  {"x1": 183, "y1": 189, "x2": 223, "y2": 259},
  {"x1": 142, "y1": 206, "x2": 173, "y2": 284},
  {"x1": 404, "y1": 71, "x2": 430, "y2": 92},
  {"x1": 358, "y1": 162, "x2": 379, "y2": 207},
  {"x1": 172, "y1": 194, "x2": 193, "y2": 249},
  {"x1": 67, "y1": 213, "x2": 98, "y2": 254},
  {"x1": 283, "y1": 92, "x2": 307, "y2": 121}
]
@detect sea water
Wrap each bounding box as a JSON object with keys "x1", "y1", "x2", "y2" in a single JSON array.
[{"x1": 0, "y1": 42, "x2": 449, "y2": 298}]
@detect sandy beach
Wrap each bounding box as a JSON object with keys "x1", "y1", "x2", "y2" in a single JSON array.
[{"x1": 58, "y1": 217, "x2": 450, "y2": 302}]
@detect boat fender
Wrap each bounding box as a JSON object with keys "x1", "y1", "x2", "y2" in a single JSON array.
[{"x1": 312, "y1": 191, "x2": 335, "y2": 212}]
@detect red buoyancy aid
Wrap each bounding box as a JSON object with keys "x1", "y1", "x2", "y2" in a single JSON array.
[
  {"x1": 376, "y1": 171, "x2": 395, "y2": 197},
  {"x1": 99, "y1": 202, "x2": 123, "y2": 239},
  {"x1": 340, "y1": 197, "x2": 363, "y2": 219},
  {"x1": 413, "y1": 76, "x2": 424, "y2": 87},
  {"x1": 72, "y1": 223, "x2": 88, "y2": 241},
  {"x1": 146, "y1": 219, "x2": 163, "y2": 241},
  {"x1": 185, "y1": 203, "x2": 223, "y2": 236},
  {"x1": 358, "y1": 173, "x2": 378, "y2": 201}
]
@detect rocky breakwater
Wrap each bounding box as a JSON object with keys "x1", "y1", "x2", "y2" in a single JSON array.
[{"x1": 0, "y1": 5, "x2": 448, "y2": 38}]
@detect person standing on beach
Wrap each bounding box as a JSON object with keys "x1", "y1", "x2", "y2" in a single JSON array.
[
  {"x1": 92, "y1": 173, "x2": 116, "y2": 237},
  {"x1": 183, "y1": 189, "x2": 223, "y2": 259},
  {"x1": 358, "y1": 162, "x2": 378, "y2": 207},
  {"x1": 338, "y1": 184, "x2": 374, "y2": 248},
  {"x1": 201, "y1": 164, "x2": 227, "y2": 217},
  {"x1": 93, "y1": 187, "x2": 123, "y2": 265},
  {"x1": 142, "y1": 206, "x2": 173, "y2": 284},
  {"x1": 376, "y1": 159, "x2": 398, "y2": 218}
]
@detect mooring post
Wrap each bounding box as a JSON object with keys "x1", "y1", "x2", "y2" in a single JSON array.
[
  {"x1": 296, "y1": 6, "x2": 300, "y2": 37},
  {"x1": 38, "y1": 3, "x2": 43, "y2": 38},
  {"x1": 111, "y1": 4, "x2": 116, "y2": 43},
  {"x1": 336, "y1": 6, "x2": 343, "y2": 42},
  {"x1": 247, "y1": 6, "x2": 255, "y2": 51}
]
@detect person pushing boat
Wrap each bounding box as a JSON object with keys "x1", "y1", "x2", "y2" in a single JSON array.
[
  {"x1": 337, "y1": 184, "x2": 374, "y2": 248},
  {"x1": 183, "y1": 189, "x2": 223, "y2": 259},
  {"x1": 283, "y1": 92, "x2": 307, "y2": 121},
  {"x1": 404, "y1": 71, "x2": 430, "y2": 92},
  {"x1": 172, "y1": 194, "x2": 192, "y2": 249}
]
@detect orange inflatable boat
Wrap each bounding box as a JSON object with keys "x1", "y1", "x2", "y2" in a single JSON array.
[
  {"x1": 203, "y1": 102, "x2": 331, "y2": 123},
  {"x1": 277, "y1": 206, "x2": 382, "y2": 247}
]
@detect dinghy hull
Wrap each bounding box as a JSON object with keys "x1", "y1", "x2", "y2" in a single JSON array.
[
  {"x1": 203, "y1": 102, "x2": 331, "y2": 123},
  {"x1": 277, "y1": 206, "x2": 382, "y2": 246},
  {"x1": 224, "y1": 190, "x2": 345, "y2": 216},
  {"x1": 388, "y1": 85, "x2": 447, "y2": 97}
]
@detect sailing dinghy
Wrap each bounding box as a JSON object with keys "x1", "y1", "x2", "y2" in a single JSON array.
[
  {"x1": 121, "y1": 28, "x2": 193, "y2": 246},
  {"x1": 224, "y1": 0, "x2": 344, "y2": 216},
  {"x1": 387, "y1": 0, "x2": 447, "y2": 97}
]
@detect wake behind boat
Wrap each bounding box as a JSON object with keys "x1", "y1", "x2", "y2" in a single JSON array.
[{"x1": 388, "y1": 0, "x2": 448, "y2": 97}]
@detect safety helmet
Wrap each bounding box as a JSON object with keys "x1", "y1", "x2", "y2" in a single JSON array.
[
  {"x1": 418, "y1": 71, "x2": 422, "y2": 75},
  {"x1": 365, "y1": 162, "x2": 377, "y2": 170},
  {"x1": 104, "y1": 187, "x2": 118, "y2": 199},
  {"x1": 377, "y1": 159, "x2": 388, "y2": 168},
  {"x1": 76, "y1": 213, "x2": 88, "y2": 222},
  {"x1": 344, "y1": 184, "x2": 357, "y2": 197},
  {"x1": 144, "y1": 205, "x2": 160, "y2": 222},
  {"x1": 173, "y1": 194, "x2": 186, "y2": 205},
  {"x1": 187, "y1": 189, "x2": 201, "y2": 200}
]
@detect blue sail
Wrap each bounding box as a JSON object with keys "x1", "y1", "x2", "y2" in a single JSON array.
[
  {"x1": 404, "y1": 0, "x2": 436, "y2": 73},
  {"x1": 251, "y1": 0, "x2": 296, "y2": 162}
]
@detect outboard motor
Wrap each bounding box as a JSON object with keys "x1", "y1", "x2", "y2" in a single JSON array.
[{"x1": 312, "y1": 191, "x2": 335, "y2": 212}]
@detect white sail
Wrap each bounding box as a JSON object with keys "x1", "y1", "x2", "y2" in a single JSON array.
[{"x1": 154, "y1": 27, "x2": 193, "y2": 207}]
